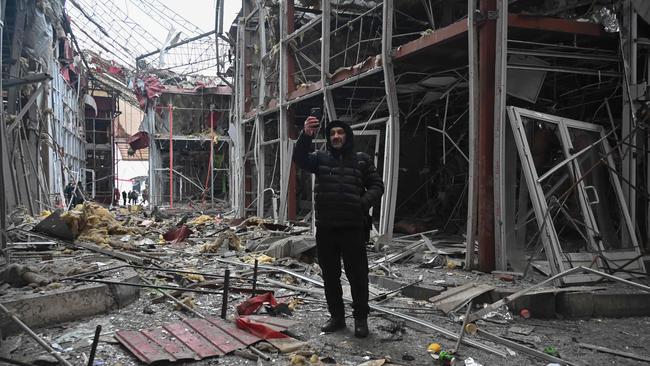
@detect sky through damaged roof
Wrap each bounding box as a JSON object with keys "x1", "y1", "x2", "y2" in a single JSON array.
[{"x1": 67, "y1": 0, "x2": 241, "y2": 76}]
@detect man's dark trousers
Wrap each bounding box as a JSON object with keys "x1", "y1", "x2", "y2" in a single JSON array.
[{"x1": 316, "y1": 227, "x2": 369, "y2": 320}]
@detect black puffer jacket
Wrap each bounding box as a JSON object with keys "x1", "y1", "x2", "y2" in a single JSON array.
[{"x1": 293, "y1": 120, "x2": 385, "y2": 228}]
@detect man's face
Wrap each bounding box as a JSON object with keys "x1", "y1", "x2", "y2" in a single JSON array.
[{"x1": 330, "y1": 127, "x2": 346, "y2": 149}]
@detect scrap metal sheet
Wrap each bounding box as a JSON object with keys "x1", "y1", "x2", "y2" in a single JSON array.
[{"x1": 115, "y1": 317, "x2": 262, "y2": 364}]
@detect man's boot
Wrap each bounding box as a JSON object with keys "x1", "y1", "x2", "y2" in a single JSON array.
[
  {"x1": 354, "y1": 318, "x2": 369, "y2": 338},
  {"x1": 321, "y1": 317, "x2": 346, "y2": 332}
]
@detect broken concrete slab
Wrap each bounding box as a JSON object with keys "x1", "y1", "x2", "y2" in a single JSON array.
[
  {"x1": 0, "y1": 267, "x2": 140, "y2": 336},
  {"x1": 557, "y1": 292, "x2": 650, "y2": 318}
]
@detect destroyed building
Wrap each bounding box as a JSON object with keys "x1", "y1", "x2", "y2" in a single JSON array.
[
  {"x1": 2, "y1": 0, "x2": 650, "y2": 365},
  {"x1": 228, "y1": 0, "x2": 650, "y2": 279}
]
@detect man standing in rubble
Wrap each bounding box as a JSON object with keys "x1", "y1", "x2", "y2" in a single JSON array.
[{"x1": 293, "y1": 115, "x2": 384, "y2": 338}]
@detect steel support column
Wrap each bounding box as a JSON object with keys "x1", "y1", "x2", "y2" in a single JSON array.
[
  {"x1": 0, "y1": 3, "x2": 5, "y2": 252},
  {"x1": 478, "y1": 0, "x2": 497, "y2": 272},
  {"x1": 465, "y1": 0, "x2": 479, "y2": 269},
  {"x1": 493, "y1": 0, "x2": 508, "y2": 270},
  {"x1": 235, "y1": 18, "x2": 247, "y2": 217},
  {"x1": 621, "y1": 0, "x2": 637, "y2": 244},
  {"x1": 287, "y1": 0, "x2": 297, "y2": 221},
  {"x1": 278, "y1": 0, "x2": 295, "y2": 223},
  {"x1": 379, "y1": 0, "x2": 400, "y2": 238}
]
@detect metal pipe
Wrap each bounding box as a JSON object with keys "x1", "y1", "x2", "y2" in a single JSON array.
[
  {"x1": 87, "y1": 325, "x2": 102, "y2": 366},
  {"x1": 136, "y1": 30, "x2": 217, "y2": 61},
  {"x1": 141, "y1": 277, "x2": 206, "y2": 318},
  {"x1": 221, "y1": 268, "x2": 230, "y2": 319},
  {"x1": 168, "y1": 104, "x2": 174, "y2": 208},
  {"x1": 260, "y1": 138, "x2": 280, "y2": 146},
  {"x1": 477, "y1": 327, "x2": 576, "y2": 365},
  {"x1": 249, "y1": 345, "x2": 271, "y2": 360},
  {"x1": 452, "y1": 300, "x2": 473, "y2": 354},
  {"x1": 477, "y1": 0, "x2": 497, "y2": 272},
  {"x1": 0, "y1": 303, "x2": 74, "y2": 366},
  {"x1": 507, "y1": 64, "x2": 619, "y2": 77},
  {"x1": 65, "y1": 277, "x2": 226, "y2": 295},
  {"x1": 252, "y1": 259, "x2": 258, "y2": 297},
  {"x1": 350, "y1": 117, "x2": 389, "y2": 130},
  {"x1": 62, "y1": 265, "x2": 253, "y2": 281},
  {"x1": 507, "y1": 48, "x2": 619, "y2": 62}
]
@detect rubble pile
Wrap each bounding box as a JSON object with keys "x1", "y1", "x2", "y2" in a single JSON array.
[
  {"x1": 61, "y1": 203, "x2": 134, "y2": 245},
  {"x1": 0, "y1": 204, "x2": 649, "y2": 366}
]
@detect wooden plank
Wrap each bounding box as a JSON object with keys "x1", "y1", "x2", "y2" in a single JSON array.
[
  {"x1": 267, "y1": 338, "x2": 308, "y2": 353},
  {"x1": 242, "y1": 315, "x2": 299, "y2": 330}
]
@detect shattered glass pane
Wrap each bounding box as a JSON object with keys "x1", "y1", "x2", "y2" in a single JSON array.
[
  {"x1": 567, "y1": 128, "x2": 629, "y2": 249},
  {"x1": 521, "y1": 117, "x2": 594, "y2": 253}
]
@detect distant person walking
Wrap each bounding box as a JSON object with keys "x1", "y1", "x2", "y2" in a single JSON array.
[
  {"x1": 64, "y1": 182, "x2": 74, "y2": 209},
  {"x1": 72, "y1": 181, "x2": 85, "y2": 206},
  {"x1": 122, "y1": 191, "x2": 127, "y2": 206}
]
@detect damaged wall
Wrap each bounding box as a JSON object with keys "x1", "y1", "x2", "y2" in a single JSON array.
[{"x1": 2, "y1": 0, "x2": 88, "y2": 222}]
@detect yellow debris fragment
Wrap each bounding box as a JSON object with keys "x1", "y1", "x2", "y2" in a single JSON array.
[
  {"x1": 281, "y1": 274, "x2": 296, "y2": 285},
  {"x1": 427, "y1": 343, "x2": 441, "y2": 353},
  {"x1": 289, "y1": 354, "x2": 307, "y2": 366},
  {"x1": 243, "y1": 254, "x2": 274, "y2": 265},
  {"x1": 200, "y1": 239, "x2": 222, "y2": 253},
  {"x1": 40, "y1": 210, "x2": 52, "y2": 218},
  {"x1": 287, "y1": 298, "x2": 302, "y2": 311},
  {"x1": 46, "y1": 282, "x2": 63, "y2": 290},
  {"x1": 128, "y1": 205, "x2": 142, "y2": 213},
  {"x1": 190, "y1": 214, "x2": 213, "y2": 226},
  {"x1": 175, "y1": 295, "x2": 196, "y2": 310},
  {"x1": 203, "y1": 230, "x2": 242, "y2": 252},
  {"x1": 183, "y1": 272, "x2": 205, "y2": 283},
  {"x1": 309, "y1": 354, "x2": 319, "y2": 363}
]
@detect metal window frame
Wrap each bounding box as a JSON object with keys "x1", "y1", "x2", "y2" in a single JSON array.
[{"x1": 506, "y1": 106, "x2": 646, "y2": 280}]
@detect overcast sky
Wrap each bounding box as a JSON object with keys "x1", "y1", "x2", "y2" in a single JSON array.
[{"x1": 154, "y1": 1, "x2": 241, "y2": 35}]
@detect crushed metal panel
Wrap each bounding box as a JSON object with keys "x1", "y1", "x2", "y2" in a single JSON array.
[
  {"x1": 115, "y1": 317, "x2": 261, "y2": 364},
  {"x1": 206, "y1": 316, "x2": 262, "y2": 345},
  {"x1": 163, "y1": 322, "x2": 222, "y2": 359}
]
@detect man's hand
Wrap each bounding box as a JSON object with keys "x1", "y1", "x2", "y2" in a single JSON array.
[{"x1": 303, "y1": 116, "x2": 319, "y2": 137}]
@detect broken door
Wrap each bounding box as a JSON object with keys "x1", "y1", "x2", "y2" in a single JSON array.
[{"x1": 506, "y1": 106, "x2": 645, "y2": 283}]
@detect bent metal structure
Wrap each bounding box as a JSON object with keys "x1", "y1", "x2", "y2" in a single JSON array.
[{"x1": 227, "y1": 0, "x2": 650, "y2": 278}]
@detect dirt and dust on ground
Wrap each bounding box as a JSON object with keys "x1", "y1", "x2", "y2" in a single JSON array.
[{"x1": 1, "y1": 203, "x2": 650, "y2": 366}]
